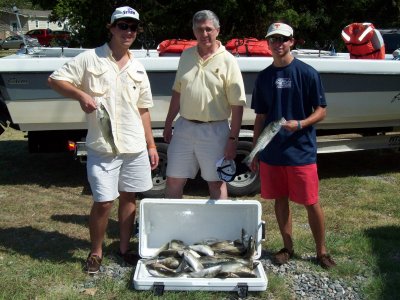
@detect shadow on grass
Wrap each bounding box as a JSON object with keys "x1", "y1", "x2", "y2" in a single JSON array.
[
  {"x1": 318, "y1": 149, "x2": 400, "y2": 179},
  {"x1": 0, "y1": 140, "x2": 90, "y2": 191},
  {"x1": 0, "y1": 226, "x2": 90, "y2": 262},
  {"x1": 364, "y1": 226, "x2": 400, "y2": 300},
  {"x1": 51, "y1": 214, "x2": 120, "y2": 239}
]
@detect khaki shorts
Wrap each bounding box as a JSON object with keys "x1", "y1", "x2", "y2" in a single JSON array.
[
  {"x1": 166, "y1": 117, "x2": 230, "y2": 181},
  {"x1": 87, "y1": 149, "x2": 153, "y2": 202}
]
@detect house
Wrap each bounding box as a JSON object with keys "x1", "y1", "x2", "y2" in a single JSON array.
[{"x1": 0, "y1": 8, "x2": 68, "y2": 40}]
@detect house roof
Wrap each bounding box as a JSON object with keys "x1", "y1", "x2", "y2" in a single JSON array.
[{"x1": 0, "y1": 8, "x2": 52, "y2": 18}]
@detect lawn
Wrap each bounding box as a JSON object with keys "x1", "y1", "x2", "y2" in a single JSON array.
[{"x1": 0, "y1": 127, "x2": 399, "y2": 299}]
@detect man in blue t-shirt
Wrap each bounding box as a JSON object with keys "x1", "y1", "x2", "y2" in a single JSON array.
[{"x1": 250, "y1": 22, "x2": 336, "y2": 269}]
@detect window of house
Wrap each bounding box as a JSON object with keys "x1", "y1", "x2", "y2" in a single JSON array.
[{"x1": 11, "y1": 22, "x2": 18, "y2": 32}]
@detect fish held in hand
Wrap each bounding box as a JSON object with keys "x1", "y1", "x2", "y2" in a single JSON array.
[
  {"x1": 242, "y1": 117, "x2": 286, "y2": 166},
  {"x1": 97, "y1": 103, "x2": 120, "y2": 155}
]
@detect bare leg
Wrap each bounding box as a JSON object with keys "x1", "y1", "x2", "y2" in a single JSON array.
[
  {"x1": 118, "y1": 192, "x2": 136, "y2": 254},
  {"x1": 165, "y1": 177, "x2": 188, "y2": 198},
  {"x1": 305, "y1": 202, "x2": 327, "y2": 256},
  {"x1": 208, "y1": 181, "x2": 228, "y2": 199},
  {"x1": 89, "y1": 201, "x2": 113, "y2": 257},
  {"x1": 274, "y1": 197, "x2": 293, "y2": 251}
]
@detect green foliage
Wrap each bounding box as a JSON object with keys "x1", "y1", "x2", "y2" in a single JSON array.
[
  {"x1": 0, "y1": 0, "x2": 38, "y2": 10},
  {"x1": 7, "y1": 0, "x2": 400, "y2": 49}
]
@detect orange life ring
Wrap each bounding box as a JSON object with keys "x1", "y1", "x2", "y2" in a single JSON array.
[
  {"x1": 341, "y1": 23, "x2": 385, "y2": 59},
  {"x1": 225, "y1": 38, "x2": 272, "y2": 56},
  {"x1": 157, "y1": 39, "x2": 197, "y2": 56}
]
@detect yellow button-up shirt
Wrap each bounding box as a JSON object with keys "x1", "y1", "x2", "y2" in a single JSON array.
[
  {"x1": 50, "y1": 43, "x2": 153, "y2": 154},
  {"x1": 173, "y1": 43, "x2": 246, "y2": 122}
]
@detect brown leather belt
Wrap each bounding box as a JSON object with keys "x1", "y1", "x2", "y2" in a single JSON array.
[
  {"x1": 184, "y1": 118, "x2": 221, "y2": 124},
  {"x1": 187, "y1": 119, "x2": 208, "y2": 124}
]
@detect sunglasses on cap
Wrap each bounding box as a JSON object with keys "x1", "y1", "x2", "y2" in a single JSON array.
[
  {"x1": 268, "y1": 36, "x2": 291, "y2": 43},
  {"x1": 116, "y1": 22, "x2": 138, "y2": 32}
]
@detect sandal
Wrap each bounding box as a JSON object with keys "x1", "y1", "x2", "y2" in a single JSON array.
[
  {"x1": 317, "y1": 254, "x2": 336, "y2": 269},
  {"x1": 274, "y1": 248, "x2": 294, "y2": 265}
]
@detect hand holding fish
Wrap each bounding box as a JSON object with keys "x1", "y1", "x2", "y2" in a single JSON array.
[
  {"x1": 78, "y1": 92, "x2": 97, "y2": 113},
  {"x1": 283, "y1": 119, "x2": 303, "y2": 132}
]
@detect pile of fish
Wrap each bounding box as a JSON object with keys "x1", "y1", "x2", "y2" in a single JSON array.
[{"x1": 142, "y1": 230, "x2": 259, "y2": 278}]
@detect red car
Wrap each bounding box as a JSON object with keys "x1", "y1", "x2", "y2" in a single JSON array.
[{"x1": 25, "y1": 29, "x2": 71, "y2": 47}]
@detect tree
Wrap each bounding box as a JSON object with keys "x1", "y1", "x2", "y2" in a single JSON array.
[
  {"x1": 26, "y1": 0, "x2": 400, "y2": 49},
  {"x1": 0, "y1": 1, "x2": 36, "y2": 9}
]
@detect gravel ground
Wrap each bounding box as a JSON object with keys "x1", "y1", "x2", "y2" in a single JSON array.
[{"x1": 76, "y1": 251, "x2": 365, "y2": 299}]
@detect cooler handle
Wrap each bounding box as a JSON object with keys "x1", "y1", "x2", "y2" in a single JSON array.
[
  {"x1": 237, "y1": 283, "x2": 248, "y2": 298},
  {"x1": 153, "y1": 282, "x2": 165, "y2": 296},
  {"x1": 261, "y1": 220, "x2": 266, "y2": 240}
]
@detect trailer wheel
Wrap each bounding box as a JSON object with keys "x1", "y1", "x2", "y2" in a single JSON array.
[
  {"x1": 227, "y1": 141, "x2": 260, "y2": 196},
  {"x1": 141, "y1": 142, "x2": 168, "y2": 198}
]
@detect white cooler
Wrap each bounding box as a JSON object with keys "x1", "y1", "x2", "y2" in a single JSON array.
[{"x1": 132, "y1": 198, "x2": 268, "y2": 297}]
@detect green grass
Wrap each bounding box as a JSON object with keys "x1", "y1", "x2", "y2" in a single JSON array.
[
  {"x1": 0, "y1": 49, "x2": 17, "y2": 58},
  {"x1": 1, "y1": 127, "x2": 400, "y2": 299}
]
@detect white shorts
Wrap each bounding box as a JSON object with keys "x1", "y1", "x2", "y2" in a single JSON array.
[
  {"x1": 86, "y1": 149, "x2": 153, "y2": 202},
  {"x1": 166, "y1": 117, "x2": 229, "y2": 181}
]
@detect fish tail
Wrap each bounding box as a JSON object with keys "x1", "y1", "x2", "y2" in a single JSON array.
[
  {"x1": 241, "y1": 155, "x2": 251, "y2": 167},
  {"x1": 112, "y1": 145, "x2": 120, "y2": 156}
]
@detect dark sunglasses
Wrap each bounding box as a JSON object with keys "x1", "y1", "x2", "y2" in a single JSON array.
[
  {"x1": 116, "y1": 22, "x2": 138, "y2": 32},
  {"x1": 268, "y1": 36, "x2": 291, "y2": 43}
]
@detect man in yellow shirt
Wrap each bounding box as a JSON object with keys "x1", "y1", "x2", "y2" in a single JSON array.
[
  {"x1": 48, "y1": 6, "x2": 159, "y2": 274},
  {"x1": 163, "y1": 10, "x2": 246, "y2": 199}
]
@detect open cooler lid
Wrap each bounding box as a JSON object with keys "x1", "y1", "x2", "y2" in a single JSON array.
[{"x1": 138, "y1": 198, "x2": 264, "y2": 259}]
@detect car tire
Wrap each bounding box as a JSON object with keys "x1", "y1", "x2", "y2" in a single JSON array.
[{"x1": 141, "y1": 142, "x2": 168, "y2": 198}]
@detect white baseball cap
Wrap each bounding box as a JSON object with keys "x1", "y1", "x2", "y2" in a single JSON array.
[
  {"x1": 111, "y1": 6, "x2": 140, "y2": 24},
  {"x1": 266, "y1": 22, "x2": 294, "y2": 38},
  {"x1": 216, "y1": 157, "x2": 236, "y2": 182}
]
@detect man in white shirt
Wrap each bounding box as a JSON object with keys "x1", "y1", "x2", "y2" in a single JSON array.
[{"x1": 48, "y1": 6, "x2": 159, "y2": 274}]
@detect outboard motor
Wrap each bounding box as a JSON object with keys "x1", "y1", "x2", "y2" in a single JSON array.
[{"x1": 393, "y1": 48, "x2": 400, "y2": 60}]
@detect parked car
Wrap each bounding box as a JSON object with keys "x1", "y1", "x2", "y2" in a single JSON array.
[
  {"x1": 51, "y1": 30, "x2": 72, "y2": 47},
  {"x1": 25, "y1": 29, "x2": 71, "y2": 47},
  {"x1": 0, "y1": 35, "x2": 40, "y2": 50}
]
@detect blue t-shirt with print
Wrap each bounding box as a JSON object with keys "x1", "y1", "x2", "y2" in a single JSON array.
[{"x1": 251, "y1": 58, "x2": 327, "y2": 166}]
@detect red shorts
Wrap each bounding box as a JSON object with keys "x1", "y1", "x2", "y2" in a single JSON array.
[{"x1": 259, "y1": 162, "x2": 319, "y2": 205}]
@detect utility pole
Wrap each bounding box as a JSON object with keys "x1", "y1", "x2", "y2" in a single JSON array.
[{"x1": 13, "y1": 6, "x2": 27, "y2": 46}]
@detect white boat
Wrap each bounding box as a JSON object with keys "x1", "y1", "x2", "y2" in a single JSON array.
[
  {"x1": 1, "y1": 47, "x2": 399, "y2": 132},
  {"x1": 1, "y1": 46, "x2": 400, "y2": 196}
]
